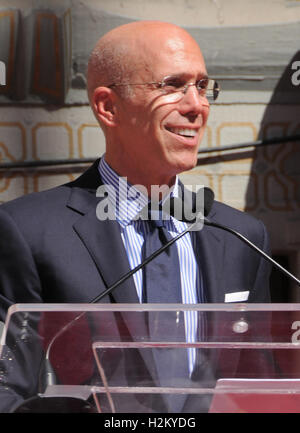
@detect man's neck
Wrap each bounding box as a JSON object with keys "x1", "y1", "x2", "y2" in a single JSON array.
[{"x1": 104, "y1": 155, "x2": 177, "y2": 200}]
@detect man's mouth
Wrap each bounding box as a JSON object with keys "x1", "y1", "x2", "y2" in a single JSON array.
[{"x1": 165, "y1": 127, "x2": 198, "y2": 138}]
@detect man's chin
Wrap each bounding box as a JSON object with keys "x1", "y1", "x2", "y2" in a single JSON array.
[{"x1": 172, "y1": 155, "x2": 198, "y2": 175}]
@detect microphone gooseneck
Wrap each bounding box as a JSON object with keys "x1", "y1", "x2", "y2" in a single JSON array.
[
  {"x1": 169, "y1": 187, "x2": 300, "y2": 287},
  {"x1": 204, "y1": 217, "x2": 300, "y2": 286}
]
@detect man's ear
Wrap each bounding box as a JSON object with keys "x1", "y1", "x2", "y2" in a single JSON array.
[{"x1": 92, "y1": 87, "x2": 117, "y2": 127}]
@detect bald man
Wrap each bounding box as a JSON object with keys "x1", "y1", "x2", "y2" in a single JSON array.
[
  {"x1": 87, "y1": 21, "x2": 210, "y2": 190},
  {"x1": 0, "y1": 21, "x2": 271, "y2": 412}
]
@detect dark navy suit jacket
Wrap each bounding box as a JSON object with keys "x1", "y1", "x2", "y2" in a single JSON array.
[{"x1": 0, "y1": 159, "x2": 271, "y2": 412}]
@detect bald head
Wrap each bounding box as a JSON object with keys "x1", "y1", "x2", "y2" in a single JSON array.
[
  {"x1": 87, "y1": 20, "x2": 210, "y2": 190},
  {"x1": 87, "y1": 21, "x2": 203, "y2": 103}
]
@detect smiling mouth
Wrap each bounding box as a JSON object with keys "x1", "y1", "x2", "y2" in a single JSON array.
[{"x1": 165, "y1": 126, "x2": 198, "y2": 138}]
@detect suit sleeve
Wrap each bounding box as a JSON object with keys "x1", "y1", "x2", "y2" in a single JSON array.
[
  {"x1": 0, "y1": 208, "x2": 43, "y2": 411},
  {"x1": 0, "y1": 208, "x2": 43, "y2": 321}
]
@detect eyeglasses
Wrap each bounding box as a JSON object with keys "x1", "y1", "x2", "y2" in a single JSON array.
[{"x1": 108, "y1": 75, "x2": 220, "y2": 101}]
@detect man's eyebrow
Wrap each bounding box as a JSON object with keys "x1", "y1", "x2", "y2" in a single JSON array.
[
  {"x1": 195, "y1": 73, "x2": 209, "y2": 80},
  {"x1": 162, "y1": 72, "x2": 209, "y2": 80}
]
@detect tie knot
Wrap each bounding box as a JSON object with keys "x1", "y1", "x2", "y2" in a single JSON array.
[{"x1": 148, "y1": 209, "x2": 164, "y2": 228}]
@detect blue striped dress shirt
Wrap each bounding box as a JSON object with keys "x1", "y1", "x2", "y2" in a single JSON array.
[{"x1": 98, "y1": 156, "x2": 203, "y2": 375}]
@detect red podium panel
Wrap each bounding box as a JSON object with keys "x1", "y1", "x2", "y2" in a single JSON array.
[{"x1": 210, "y1": 379, "x2": 300, "y2": 413}]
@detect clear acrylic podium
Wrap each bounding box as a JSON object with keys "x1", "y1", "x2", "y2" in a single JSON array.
[{"x1": 1, "y1": 303, "x2": 300, "y2": 413}]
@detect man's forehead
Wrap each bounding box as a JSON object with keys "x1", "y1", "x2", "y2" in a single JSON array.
[
  {"x1": 138, "y1": 29, "x2": 201, "y2": 55},
  {"x1": 164, "y1": 33, "x2": 201, "y2": 54},
  {"x1": 136, "y1": 36, "x2": 206, "y2": 80},
  {"x1": 93, "y1": 23, "x2": 207, "y2": 83}
]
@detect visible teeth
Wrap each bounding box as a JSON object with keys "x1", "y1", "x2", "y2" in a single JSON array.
[{"x1": 168, "y1": 127, "x2": 197, "y2": 137}]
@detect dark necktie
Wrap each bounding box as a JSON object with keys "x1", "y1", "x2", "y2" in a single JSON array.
[
  {"x1": 142, "y1": 212, "x2": 182, "y2": 304},
  {"x1": 141, "y1": 212, "x2": 189, "y2": 412}
]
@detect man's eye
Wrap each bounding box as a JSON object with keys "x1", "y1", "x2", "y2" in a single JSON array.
[
  {"x1": 197, "y1": 79, "x2": 208, "y2": 90},
  {"x1": 161, "y1": 77, "x2": 184, "y2": 90}
]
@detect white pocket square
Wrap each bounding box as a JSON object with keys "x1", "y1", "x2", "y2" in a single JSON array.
[{"x1": 225, "y1": 291, "x2": 249, "y2": 303}]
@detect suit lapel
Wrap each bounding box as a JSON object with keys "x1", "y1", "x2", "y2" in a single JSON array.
[
  {"x1": 194, "y1": 226, "x2": 226, "y2": 303},
  {"x1": 73, "y1": 210, "x2": 139, "y2": 303},
  {"x1": 67, "y1": 161, "x2": 138, "y2": 304}
]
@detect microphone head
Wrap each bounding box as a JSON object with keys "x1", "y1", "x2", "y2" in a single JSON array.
[
  {"x1": 202, "y1": 187, "x2": 215, "y2": 217},
  {"x1": 165, "y1": 187, "x2": 214, "y2": 223}
]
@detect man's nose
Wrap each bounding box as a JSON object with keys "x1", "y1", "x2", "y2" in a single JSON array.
[{"x1": 179, "y1": 84, "x2": 209, "y2": 116}]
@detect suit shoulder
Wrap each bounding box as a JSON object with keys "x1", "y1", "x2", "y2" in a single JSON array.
[
  {"x1": 0, "y1": 184, "x2": 72, "y2": 217},
  {"x1": 0, "y1": 161, "x2": 100, "y2": 218},
  {"x1": 211, "y1": 200, "x2": 266, "y2": 235}
]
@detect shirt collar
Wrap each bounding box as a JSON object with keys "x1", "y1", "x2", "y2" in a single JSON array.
[{"x1": 98, "y1": 156, "x2": 181, "y2": 229}]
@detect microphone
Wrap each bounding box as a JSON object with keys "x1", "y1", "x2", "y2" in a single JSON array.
[
  {"x1": 167, "y1": 186, "x2": 214, "y2": 222},
  {"x1": 13, "y1": 188, "x2": 213, "y2": 412},
  {"x1": 169, "y1": 188, "x2": 300, "y2": 287}
]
